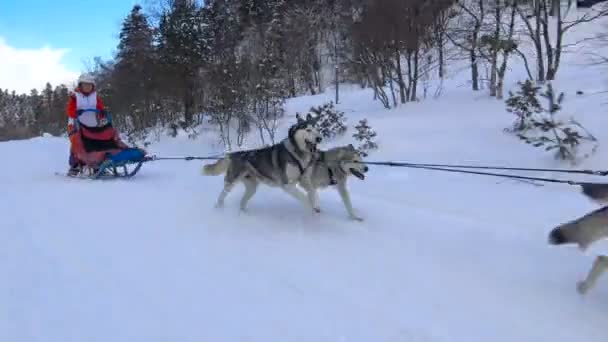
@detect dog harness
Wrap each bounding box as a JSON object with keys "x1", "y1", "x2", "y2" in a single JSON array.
[
  {"x1": 319, "y1": 152, "x2": 338, "y2": 185},
  {"x1": 277, "y1": 142, "x2": 314, "y2": 185}
]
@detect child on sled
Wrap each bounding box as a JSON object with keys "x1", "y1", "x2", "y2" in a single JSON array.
[{"x1": 66, "y1": 73, "x2": 145, "y2": 176}]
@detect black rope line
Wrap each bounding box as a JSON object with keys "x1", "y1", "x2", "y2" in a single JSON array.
[
  {"x1": 146, "y1": 155, "x2": 223, "y2": 161},
  {"x1": 357, "y1": 160, "x2": 608, "y2": 176},
  {"x1": 142, "y1": 153, "x2": 608, "y2": 187},
  {"x1": 402, "y1": 164, "x2": 584, "y2": 185}
]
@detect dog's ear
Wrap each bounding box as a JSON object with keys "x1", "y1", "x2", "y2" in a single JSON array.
[
  {"x1": 307, "y1": 113, "x2": 320, "y2": 126},
  {"x1": 348, "y1": 144, "x2": 355, "y2": 151},
  {"x1": 296, "y1": 113, "x2": 305, "y2": 124}
]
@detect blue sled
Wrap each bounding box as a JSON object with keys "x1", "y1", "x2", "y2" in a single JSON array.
[{"x1": 92, "y1": 148, "x2": 151, "y2": 180}]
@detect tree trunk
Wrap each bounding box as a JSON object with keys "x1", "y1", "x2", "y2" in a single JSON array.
[
  {"x1": 489, "y1": 1, "x2": 501, "y2": 97},
  {"x1": 395, "y1": 48, "x2": 406, "y2": 104},
  {"x1": 388, "y1": 68, "x2": 398, "y2": 108},
  {"x1": 438, "y1": 32, "x2": 445, "y2": 79},
  {"x1": 470, "y1": 17, "x2": 480, "y2": 91},
  {"x1": 471, "y1": 47, "x2": 479, "y2": 91},
  {"x1": 410, "y1": 48, "x2": 419, "y2": 102},
  {"x1": 535, "y1": 1, "x2": 546, "y2": 82},
  {"x1": 334, "y1": 32, "x2": 340, "y2": 104},
  {"x1": 541, "y1": 0, "x2": 554, "y2": 82},
  {"x1": 406, "y1": 52, "x2": 413, "y2": 101},
  {"x1": 547, "y1": 2, "x2": 563, "y2": 80},
  {"x1": 496, "y1": 2, "x2": 518, "y2": 100},
  {"x1": 549, "y1": 0, "x2": 560, "y2": 17},
  {"x1": 183, "y1": 90, "x2": 193, "y2": 126}
]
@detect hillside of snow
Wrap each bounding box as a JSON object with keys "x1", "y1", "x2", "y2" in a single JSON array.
[{"x1": 4, "y1": 8, "x2": 608, "y2": 342}]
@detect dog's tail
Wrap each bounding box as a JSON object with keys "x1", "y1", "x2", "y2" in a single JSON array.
[{"x1": 202, "y1": 157, "x2": 230, "y2": 176}]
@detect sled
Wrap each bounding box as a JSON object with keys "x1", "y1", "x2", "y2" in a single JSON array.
[{"x1": 64, "y1": 148, "x2": 152, "y2": 180}]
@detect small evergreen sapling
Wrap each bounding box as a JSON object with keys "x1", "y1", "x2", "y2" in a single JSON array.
[
  {"x1": 505, "y1": 79, "x2": 542, "y2": 132},
  {"x1": 301, "y1": 102, "x2": 347, "y2": 139},
  {"x1": 515, "y1": 83, "x2": 598, "y2": 163},
  {"x1": 353, "y1": 119, "x2": 378, "y2": 157}
]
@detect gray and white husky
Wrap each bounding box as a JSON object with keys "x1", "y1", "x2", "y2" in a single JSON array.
[
  {"x1": 548, "y1": 184, "x2": 608, "y2": 294},
  {"x1": 202, "y1": 117, "x2": 323, "y2": 212},
  {"x1": 298, "y1": 144, "x2": 369, "y2": 221}
]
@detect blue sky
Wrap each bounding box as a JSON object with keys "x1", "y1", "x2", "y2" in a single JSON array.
[{"x1": 0, "y1": 0, "x2": 138, "y2": 93}]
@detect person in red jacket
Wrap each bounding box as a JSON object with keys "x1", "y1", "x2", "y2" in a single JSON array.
[{"x1": 67, "y1": 73, "x2": 128, "y2": 175}]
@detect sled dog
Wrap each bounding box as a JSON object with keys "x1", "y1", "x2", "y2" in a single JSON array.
[
  {"x1": 298, "y1": 144, "x2": 369, "y2": 221},
  {"x1": 548, "y1": 203, "x2": 608, "y2": 295},
  {"x1": 202, "y1": 116, "x2": 322, "y2": 212},
  {"x1": 580, "y1": 182, "x2": 608, "y2": 205}
]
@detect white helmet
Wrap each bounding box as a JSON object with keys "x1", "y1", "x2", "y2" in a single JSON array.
[{"x1": 77, "y1": 73, "x2": 96, "y2": 86}]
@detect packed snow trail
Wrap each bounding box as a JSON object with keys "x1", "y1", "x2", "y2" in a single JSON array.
[{"x1": 2, "y1": 129, "x2": 608, "y2": 342}]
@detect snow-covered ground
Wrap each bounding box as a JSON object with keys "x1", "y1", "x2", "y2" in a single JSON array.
[{"x1": 4, "y1": 10, "x2": 608, "y2": 342}]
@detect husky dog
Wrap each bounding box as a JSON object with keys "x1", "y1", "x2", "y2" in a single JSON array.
[
  {"x1": 298, "y1": 144, "x2": 369, "y2": 221},
  {"x1": 549, "y1": 206, "x2": 608, "y2": 252},
  {"x1": 202, "y1": 116, "x2": 323, "y2": 212},
  {"x1": 548, "y1": 205, "x2": 608, "y2": 294},
  {"x1": 580, "y1": 182, "x2": 608, "y2": 205}
]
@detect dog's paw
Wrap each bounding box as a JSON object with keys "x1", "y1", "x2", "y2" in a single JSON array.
[
  {"x1": 313, "y1": 207, "x2": 321, "y2": 214},
  {"x1": 214, "y1": 202, "x2": 225, "y2": 209},
  {"x1": 350, "y1": 215, "x2": 364, "y2": 222},
  {"x1": 577, "y1": 243, "x2": 589, "y2": 252},
  {"x1": 576, "y1": 281, "x2": 589, "y2": 295}
]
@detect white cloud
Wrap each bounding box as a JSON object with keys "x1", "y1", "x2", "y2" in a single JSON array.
[{"x1": 0, "y1": 37, "x2": 79, "y2": 95}]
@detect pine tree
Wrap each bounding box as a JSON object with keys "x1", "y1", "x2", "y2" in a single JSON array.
[
  {"x1": 353, "y1": 119, "x2": 378, "y2": 156},
  {"x1": 28, "y1": 89, "x2": 43, "y2": 132},
  {"x1": 306, "y1": 102, "x2": 347, "y2": 139},
  {"x1": 157, "y1": 0, "x2": 206, "y2": 126},
  {"x1": 515, "y1": 83, "x2": 598, "y2": 163},
  {"x1": 113, "y1": 4, "x2": 156, "y2": 131},
  {"x1": 38, "y1": 83, "x2": 54, "y2": 131},
  {"x1": 51, "y1": 85, "x2": 69, "y2": 134},
  {"x1": 505, "y1": 80, "x2": 542, "y2": 132}
]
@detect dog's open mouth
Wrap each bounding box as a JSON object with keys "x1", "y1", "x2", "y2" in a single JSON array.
[
  {"x1": 305, "y1": 141, "x2": 317, "y2": 152},
  {"x1": 350, "y1": 169, "x2": 365, "y2": 180}
]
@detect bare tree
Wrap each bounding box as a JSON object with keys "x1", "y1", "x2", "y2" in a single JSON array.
[
  {"x1": 496, "y1": 1, "x2": 518, "y2": 99},
  {"x1": 477, "y1": 0, "x2": 518, "y2": 99},
  {"x1": 432, "y1": 4, "x2": 456, "y2": 79},
  {"x1": 351, "y1": 0, "x2": 449, "y2": 106},
  {"x1": 516, "y1": 0, "x2": 608, "y2": 82},
  {"x1": 447, "y1": 0, "x2": 487, "y2": 91}
]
